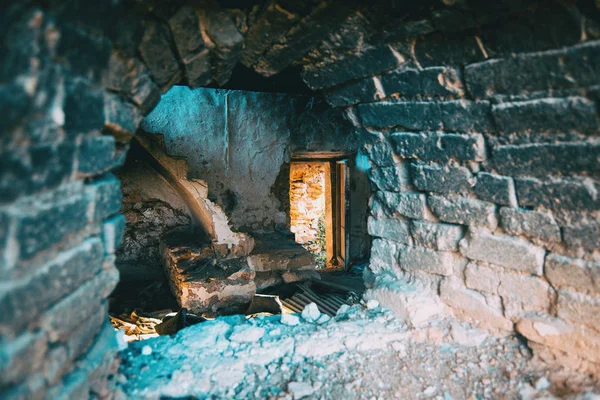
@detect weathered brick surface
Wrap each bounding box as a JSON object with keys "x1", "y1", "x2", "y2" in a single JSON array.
[
  {"x1": 499, "y1": 207, "x2": 561, "y2": 242},
  {"x1": 473, "y1": 172, "x2": 517, "y2": 207},
  {"x1": 372, "y1": 191, "x2": 431, "y2": 221},
  {"x1": 14, "y1": 187, "x2": 90, "y2": 260},
  {"x1": 562, "y1": 221, "x2": 600, "y2": 250},
  {"x1": 412, "y1": 163, "x2": 474, "y2": 195},
  {"x1": 168, "y1": 6, "x2": 212, "y2": 87},
  {"x1": 515, "y1": 177, "x2": 600, "y2": 211},
  {"x1": 85, "y1": 173, "x2": 123, "y2": 223},
  {"x1": 369, "y1": 238, "x2": 400, "y2": 273},
  {"x1": 428, "y1": 195, "x2": 498, "y2": 229},
  {"x1": 459, "y1": 232, "x2": 545, "y2": 275},
  {"x1": 545, "y1": 254, "x2": 600, "y2": 296},
  {"x1": 358, "y1": 100, "x2": 492, "y2": 132},
  {"x1": 410, "y1": 220, "x2": 464, "y2": 251},
  {"x1": 0, "y1": 330, "x2": 47, "y2": 386},
  {"x1": 492, "y1": 97, "x2": 600, "y2": 134},
  {"x1": 367, "y1": 216, "x2": 411, "y2": 244},
  {"x1": 325, "y1": 77, "x2": 379, "y2": 107},
  {"x1": 101, "y1": 214, "x2": 126, "y2": 255},
  {"x1": 363, "y1": 140, "x2": 396, "y2": 167},
  {"x1": 492, "y1": 142, "x2": 600, "y2": 177},
  {"x1": 380, "y1": 66, "x2": 464, "y2": 98},
  {"x1": 465, "y1": 262, "x2": 552, "y2": 312},
  {"x1": 368, "y1": 164, "x2": 410, "y2": 192},
  {"x1": 40, "y1": 268, "x2": 117, "y2": 342},
  {"x1": 557, "y1": 289, "x2": 600, "y2": 332},
  {"x1": 77, "y1": 135, "x2": 118, "y2": 177},
  {"x1": 0, "y1": 238, "x2": 104, "y2": 332},
  {"x1": 465, "y1": 40, "x2": 600, "y2": 98},
  {"x1": 440, "y1": 276, "x2": 513, "y2": 332},
  {"x1": 398, "y1": 245, "x2": 464, "y2": 276},
  {"x1": 391, "y1": 132, "x2": 485, "y2": 162},
  {"x1": 302, "y1": 45, "x2": 403, "y2": 90},
  {"x1": 138, "y1": 18, "x2": 182, "y2": 90}
]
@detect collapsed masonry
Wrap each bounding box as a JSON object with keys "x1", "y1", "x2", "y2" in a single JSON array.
[{"x1": 1, "y1": 0, "x2": 600, "y2": 398}]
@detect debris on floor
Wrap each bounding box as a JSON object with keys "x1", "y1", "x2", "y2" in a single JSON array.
[{"x1": 117, "y1": 303, "x2": 600, "y2": 399}]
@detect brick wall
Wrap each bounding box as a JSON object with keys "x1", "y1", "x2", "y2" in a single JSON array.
[{"x1": 1, "y1": 0, "x2": 599, "y2": 397}]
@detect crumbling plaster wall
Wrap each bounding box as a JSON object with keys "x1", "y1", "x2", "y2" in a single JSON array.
[
  {"x1": 2, "y1": 0, "x2": 600, "y2": 398},
  {"x1": 115, "y1": 145, "x2": 192, "y2": 282}
]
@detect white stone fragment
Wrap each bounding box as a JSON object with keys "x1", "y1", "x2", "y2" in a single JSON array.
[
  {"x1": 301, "y1": 303, "x2": 321, "y2": 322},
  {"x1": 535, "y1": 377, "x2": 550, "y2": 391},
  {"x1": 288, "y1": 381, "x2": 316, "y2": 399},
  {"x1": 229, "y1": 326, "x2": 265, "y2": 343},
  {"x1": 281, "y1": 313, "x2": 300, "y2": 326},
  {"x1": 366, "y1": 299, "x2": 380, "y2": 309},
  {"x1": 116, "y1": 329, "x2": 128, "y2": 351},
  {"x1": 141, "y1": 345, "x2": 152, "y2": 356},
  {"x1": 423, "y1": 386, "x2": 437, "y2": 398},
  {"x1": 316, "y1": 314, "x2": 331, "y2": 325}
]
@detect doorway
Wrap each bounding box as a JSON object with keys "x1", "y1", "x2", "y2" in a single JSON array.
[{"x1": 289, "y1": 155, "x2": 351, "y2": 270}]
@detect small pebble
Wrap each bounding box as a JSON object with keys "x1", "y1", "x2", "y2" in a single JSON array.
[{"x1": 141, "y1": 345, "x2": 152, "y2": 356}]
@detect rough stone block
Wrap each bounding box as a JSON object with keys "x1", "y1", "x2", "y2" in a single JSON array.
[
  {"x1": 515, "y1": 177, "x2": 600, "y2": 211},
  {"x1": 325, "y1": 77, "x2": 379, "y2": 107},
  {"x1": 77, "y1": 135, "x2": 117, "y2": 177},
  {"x1": 459, "y1": 232, "x2": 545, "y2": 275},
  {"x1": 57, "y1": 23, "x2": 111, "y2": 84},
  {"x1": 516, "y1": 315, "x2": 600, "y2": 363},
  {"x1": 492, "y1": 142, "x2": 600, "y2": 177},
  {"x1": 15, "y1": 188, "x2": 89, "y2": 260},
  {"x1": 397, "y1": 245, "x2": 464, "y2": 276},
  {"x1": 168, "y1": 6, "x2": 212, "y2": 87},
  {"x1": 369, "y1": 238, "x2": 400, "y2": 274},
  {"x1": 85, "y1": 173, "x2": 122, "y2": 223},
  {"x1": 358, "y1": 100, "x2": 493, "y2": 133},
  {"x1": 473, "y1": 172, "x2": 517, "y2": 207},
  {"x1": 380, "y1": 66, "x2": 464, "y2": 98},
  {"x1": 410, "y1": 220, "x2": 464, "y2": 251},
  {"x1": 364, "y1": 276, "x2": 446, "y2": 327},
  {"x1": 0, "y1": 330, "x2": 47, "y2": 386},
  {"x1": 103, "y1": 51, "x2": 160, "y2": 115},
  {"x1": 557, "y1": 289, "x2": 600, "y2": 332},
  {"x1": 368, "y1": 163, "x2": 410, "y2": 192},
  {"x1": 161, "y1": 236, "x2": 256, "y2": 315},
  {"x1": 428, "y1": 195, "x2": 498, "y2": 229},
  {"x1": 101, "y1": 214, "x2": 126, "y2": 255},
  {"x1": 411, "y1": 163, "x2": 474, "y2": 194},
  {"x1": 302, "y1": 44, "x2": 403, "y2": 90},
  {"x1": 465, "y1": 40, "x2": 600, "y2": 98},
  {"x1": 440, "y1": 276, "x2": 513, "y2": 331},
  {"x1": 500, "y1": 207, "x2": 561, "y2": 242},
  {"x1": 492, "y1": 97, "x2": 599, "y2": 134},
  {"x1": 0, "y1": 142, "x2": 76, "y2": 205},
  {"x1": 546, "y1": 254, "x2": 600, "y2": 296},
  {"x1": 465, "y1": 263, "x2": 500, "y2": 295},
  {"x1": 40, "y1": 269, "x2": 116, "y2": 343},
  {"x1": 372, "y1": 191, "x2": 431, "y2": 220},
  {"x1": 497, "y1": 271, "x2": 552, "y2": 311},
  {"x1": 367, "y1": 216, "x2": 410, "y2": 244},
  {"x1": 0, "y1": 239, "x2": 104, "y2": 334},
  {"x1": 391, "y1": 132, "x2": 485, "y2": 163},
  {"x1": 64, "y1": 78, "x2": 105, "y2": 134},
  {"x1": 563, "y1": 221, "x2": 600, "y2": 250},
  {"x1": 363, "y1": 140, "x2": 396, "y2": 167},
  {"x1": 200, "y1": 6, "x2": 244, "y2": 86},
  {"x1": 138, "y1": 18, "x2": 182, "y2": 90},
  {"x1": 103, "y1": 92, "x2": 142, "y2": 142}
]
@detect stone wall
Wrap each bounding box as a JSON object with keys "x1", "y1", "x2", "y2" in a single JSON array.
[
  {"x1": 2, "y1": 0, "x2": 600, "y2": 397},
  {"x1": 316, "y1": 2, "x2": 600, "y2": 368},
  {"x1": 115, "y1": 144, "x2": 192, "y2": 282},
  {"x1": 289, "y1": 163, "x2": 327, "y2": 246}
]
